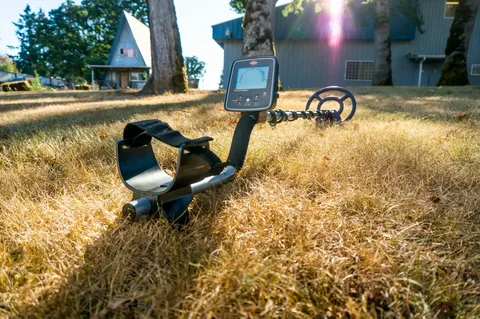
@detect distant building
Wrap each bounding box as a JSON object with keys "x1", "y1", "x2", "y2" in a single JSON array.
[
  {"x1": 0, "y1": 71, "x2": 33, "y2": 84},
  {"x1": 212, "y1": 0, "x2": 480, "y2": 88},
  {"x1": 39, "y1": 77, "x2": 65, "y2": 88},
  {"x1": 88, "y1": 11, "x2": 151, "y2": 90}
]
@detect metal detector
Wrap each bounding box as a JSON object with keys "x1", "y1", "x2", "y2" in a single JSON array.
[{"x1": 116, "y1": 56, "x2": 357, "y2": 224}]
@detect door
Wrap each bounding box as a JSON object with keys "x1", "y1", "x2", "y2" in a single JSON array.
[
  {"x1": 120, "y1": 72, "x2": 129, "y2": 88},
  {"x1": 421, "y1": 63, "x2": 442, "y2": 86}
]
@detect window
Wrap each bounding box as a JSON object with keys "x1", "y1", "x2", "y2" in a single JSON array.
[
  {"x1": 445, "y1": 1, "x2": 458, "y2": 18},
  {"x1": 130, "y1": 72, "x2": 147, "y2": 81},
  {"x1": 120, "y1": 48, "x2": 136, "y2": 58},
  {"x1": 345, "y1": 61, "x2": 374, "y2": 81},
  {"x1": 472, "y1": 64, "x2": 480, "y2": 76}
]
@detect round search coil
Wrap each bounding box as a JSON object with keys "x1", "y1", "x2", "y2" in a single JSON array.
[{"x1": 305, "y1": 86, "x2": 357, "y2": 121}]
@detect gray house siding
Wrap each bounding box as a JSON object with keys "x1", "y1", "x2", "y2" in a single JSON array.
[
  {"x1": 468, "y1": 10, "x2": 480, "y2": 85},
  {"x1": 221, "y1": 0, "x2": 480, "y2": 87}
]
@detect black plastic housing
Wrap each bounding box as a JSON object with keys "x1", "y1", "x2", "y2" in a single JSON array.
[{"x1": 224, "y1": 56, "x2": 279, "y2": 112}]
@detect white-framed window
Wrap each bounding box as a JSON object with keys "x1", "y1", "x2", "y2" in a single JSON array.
[
  {"x1": 471, "y1": 64, "x2": 480, "y2": 76},
  {"x1": 445, "y1": 1, "x2": 459, "y2": 18},
  {"x1": 120, "y1": 48, "x2": 136, "y2": 58},
  {"x1": 130, "y1": 71, "x2": 148, "y2": 81},
  {"x1": 345, "y1": 60, "x2": 374, "y2": 81}
]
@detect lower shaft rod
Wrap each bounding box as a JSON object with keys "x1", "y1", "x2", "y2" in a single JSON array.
[{"x1": 266, "y1": 110, "x2": 333, "y2": 125}]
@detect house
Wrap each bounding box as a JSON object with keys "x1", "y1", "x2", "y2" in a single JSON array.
[
  {"x1": 212, "y1": 0, "x2": 480, "y2": 88},
  {"x1": 88, "y1": 11, "x2": 151, "y2": 90}
]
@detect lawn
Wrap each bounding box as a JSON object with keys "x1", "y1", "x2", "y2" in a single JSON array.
[{"x1": 0, "y1": 87, "x2": 479, "y2": 318}]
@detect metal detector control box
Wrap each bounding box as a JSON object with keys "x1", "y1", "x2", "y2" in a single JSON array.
[{"x1": 224, "y1": 56, "x2": 279, "y2": 112}]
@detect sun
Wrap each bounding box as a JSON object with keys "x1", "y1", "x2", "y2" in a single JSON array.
[{"x1": 328, "y1": 0, "x2": 343, "y2": 47}]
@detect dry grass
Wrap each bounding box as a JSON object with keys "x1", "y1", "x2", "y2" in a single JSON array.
[{"x1": 0, "y1": 87, "x2": 479, "y2": 318}]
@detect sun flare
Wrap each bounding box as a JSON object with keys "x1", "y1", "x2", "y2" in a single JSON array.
[{"x1": 328, "y1": 0, "x2": 343, "y2": 47}]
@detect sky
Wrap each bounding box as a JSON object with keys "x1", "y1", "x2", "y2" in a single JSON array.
[{"x1": 0, "y1": 0, "x2": 292, "y2": 89}]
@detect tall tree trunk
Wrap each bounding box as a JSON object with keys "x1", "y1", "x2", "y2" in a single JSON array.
[
  {"x1": 437, "y1": 0, "x2": 479, "y2": 86},
  {"x1": 372, "y1": 0, "x2": 393, "y2": 86},
  {"x1": 241, "y1": 0, "x2": 277, "y2": 57},
  {"x1": 142, "y1": 0, "x2": 187, "y2": 94}
]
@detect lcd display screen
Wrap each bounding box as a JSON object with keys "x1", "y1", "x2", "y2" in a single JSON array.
[{"x1": 234, "y1": 66, "x2": 270, "y2": 90}]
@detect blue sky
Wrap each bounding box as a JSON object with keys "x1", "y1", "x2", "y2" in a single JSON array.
[{"x1": 0, "y1": 0, "x2": 291, "y2": 89}]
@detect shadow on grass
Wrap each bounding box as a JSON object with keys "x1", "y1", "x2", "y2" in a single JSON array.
[
  {"x1": 0, "y1": 90, "x2": 125, "y2": 101},
  {"x1": 15, "y1": 173, "x2": 249, "y2": 318},
  {"x1": 348, "y1": 86, "x2": 480, "y2": 121},
  {"x1": 7, "y1": 90, "x2": 244, "y2": 316},
  {"x1": 0, "y1": 91, "x2": 129, "y2": 114},
  {"x1": 0, "y1": 92, "x2": 224, "y2": 141}
]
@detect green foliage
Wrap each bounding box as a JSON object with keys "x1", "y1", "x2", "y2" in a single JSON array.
[
  {"x1": 0, "y1": 55, "x2": 15, "y2": 73},
  {"x1": 219, "y1": 69, "x2": 224, "y2": 89},
  {"x1": 229, "y1": 0, "x2": 247, "y2": 13},
  {"x1": 437, "y1": 54, "x2": 469, "y2": 86},
  {"x1": 30, "y1": 74, "x2": 44, "y2": 92},
  {"x1": 229, "y1": 0, "x2": 313, "y2": 16},
  {"x1": 45, "y1": 1, "x2": 89, "y2": 78},
  {"x1": 11, "y1": 5, "x2": 40, "y2": 75},
  {"x1": 81, "y1": 0, "x2": 148, "y2": 66},
  {"x1": 11, "y1": 0, "x2": 147, "y2": 81},
  {"x1": 282, "y1": 0, "x2": 324, "y2": 16},
  {"x1": 185, "y1": 56, "x2": 206, "y2": 79}
]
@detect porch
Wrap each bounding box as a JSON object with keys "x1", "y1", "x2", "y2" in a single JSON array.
[{"x1": 87, "y1": 65, "x2": 150, "y2": 90}]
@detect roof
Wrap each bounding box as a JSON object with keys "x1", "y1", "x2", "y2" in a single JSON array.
[
  {"x1": 406, "y1": 54, "x2": 446, "y2": 62},
  {"x1": 212, "y1": 2, "x2": 416, "y2": 46},
  {"x1": 0, "y1": 71, "x2": 33, "y2": 83},
  {"x1": 107, "y1": 11, "x2": 151, "y2": 67},
  {"x1": 87, "y1": 65, "x2": 150, "y2": 69}
]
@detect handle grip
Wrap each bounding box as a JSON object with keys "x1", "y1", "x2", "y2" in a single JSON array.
[{"x1": 227, "y1": 112, "x2": 260, "y2": 170}]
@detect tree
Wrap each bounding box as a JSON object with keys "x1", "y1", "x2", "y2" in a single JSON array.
[
  {"x1": 437, "y1": 0, "x2": 479, "y2": 86},
  {"x1": 372, "y1": 0, "x2": 393, "y2": 85},
  {"x1": 32, "y1": 9, "x2": 52, "y2": 76},
  {"x1": 45, "y1": 0, "x2": 89, "y2": 80},
  {"x1": 241, "y1": 0, "x2": 277, "y2": 57},
  {"x1": 185, "y1": 56, "x2": 206, "y2": 79},
  {"x1": 230, "y1": 0, "x2": 278, "y2": 57},
  {"x1": 356, "y1": 0, "x2": 423, "y2": 85},
  {"x1": 142, "y1": 0, "x2": 187, "y2": 94},
  {"x1": 12, "y1": 5, "x2": 40, "y2": 74},
  {"x1": 219, "y1": 69, "x2": 224, "y2": 89}
]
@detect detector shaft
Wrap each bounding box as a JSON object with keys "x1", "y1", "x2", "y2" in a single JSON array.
[{"x1": 266, "y1": 109, "x2": 339, "y2": 125}]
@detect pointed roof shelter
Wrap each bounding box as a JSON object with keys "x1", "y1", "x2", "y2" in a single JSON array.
[
  {"x1": 107, "y1": 11, "x2": 151, "y2": 67},
  {"x1": 87, "y1": 11, "x2": 151, "y2": 90}
]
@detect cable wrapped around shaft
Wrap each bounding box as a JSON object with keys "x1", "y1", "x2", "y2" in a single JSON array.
[{"x1": 267, "y1": 110, "x2": 339, "y2": 126}]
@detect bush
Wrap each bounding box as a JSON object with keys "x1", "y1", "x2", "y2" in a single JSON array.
[{"x1": 28, "y1": 77, "x2": 44, "y2": 92}]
